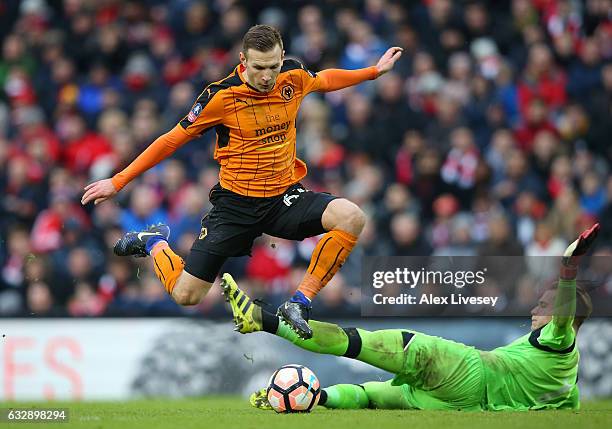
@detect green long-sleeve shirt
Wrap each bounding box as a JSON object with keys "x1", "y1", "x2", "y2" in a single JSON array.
[{"x1": 482, "y1": 279, "x2": 579, "y2": 410}]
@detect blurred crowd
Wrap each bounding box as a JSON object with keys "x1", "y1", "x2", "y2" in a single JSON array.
[{"x1": 0, "y1": 0, "x2": 611, "y2": 318}]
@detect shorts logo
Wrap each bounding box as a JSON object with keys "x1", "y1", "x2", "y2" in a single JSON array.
[
  {"x1": 283, "y1": 187, "x2": 306, "y2": 206},
  {"x1": 188, "y1": 103, "x2": 203, "y2": 122},
  {"x1": 199, "y1": 227, "x2": 208, "y2": 240},
  {"x1": 281, "y1": 84, "x2": 294, "y2": 101}
]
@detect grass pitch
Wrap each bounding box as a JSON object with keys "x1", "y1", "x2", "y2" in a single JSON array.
[{"x1": 1, "y1": 398, "x2": 611, "y2": 429}]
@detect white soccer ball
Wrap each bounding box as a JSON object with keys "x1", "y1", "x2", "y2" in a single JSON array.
[{"x1": 267, "y1": 364, "x2": 321, "y2": 413}]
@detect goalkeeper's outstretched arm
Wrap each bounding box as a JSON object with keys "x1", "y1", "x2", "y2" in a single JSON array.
[
  {"x1": 553, "y1": 223, "x2": 600, "y2": 332},
  {"x1": 552, "y1": 279, "x2": 577, "y2": 332}
]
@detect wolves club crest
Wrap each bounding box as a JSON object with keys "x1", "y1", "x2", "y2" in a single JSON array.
[{"x1": 281, "y1": 84, "x2": 294, "y2": 101}]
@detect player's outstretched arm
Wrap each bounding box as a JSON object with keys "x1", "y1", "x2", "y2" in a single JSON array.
[
  {"x1": 316, "y1": 47, "x2": 403, "y2": 92},
  {"x1": 553, "y1": 223, "x2": 600, "y2": 329},
  {"x1": 81, "y1": 125, "x2": 192, "y2": 205}
]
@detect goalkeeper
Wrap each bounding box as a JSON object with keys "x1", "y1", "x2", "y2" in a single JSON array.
[{"x1": 223, "y1": 223, "x2": 599, "y2": 411}]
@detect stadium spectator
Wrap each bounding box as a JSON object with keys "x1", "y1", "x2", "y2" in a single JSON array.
[
  {"x1": 525, "y1": 220, "x2": 566, "y2": 280},
  {"x1": 27, "y1": 281, "x2": 63, "y2": 317}
]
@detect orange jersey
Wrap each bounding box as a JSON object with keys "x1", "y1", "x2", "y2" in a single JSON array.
[{"x1": 111, "y1": 60, "x2": 377, "y2": 197}]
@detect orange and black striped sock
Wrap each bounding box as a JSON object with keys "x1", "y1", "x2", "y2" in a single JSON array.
[
  {"x1": 151, "y1": 242, "x2": 185, "y2": 295},
  {"x1": 297, "y1": 230, "x2": 358, "y2": 300}
]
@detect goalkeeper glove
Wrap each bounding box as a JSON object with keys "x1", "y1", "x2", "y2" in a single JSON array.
[{"x1": 560, "y1": 223, "x2": 600, "y2": 279}]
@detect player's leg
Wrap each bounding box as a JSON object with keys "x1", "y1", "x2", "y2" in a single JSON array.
[
  {"x1": 222, "y1": 273, "x2": 406, "y2": 373},
  {"x1": 171, "y1": 208, "x2": 260, "y2": 304},
  {"x1": 281, "y1": 198, "x2": 364, "y2": 338},
  {"x1": 271, "y1": 314, "x2": 482, "y2": 409},
  {"x1": 313, "y1": 197, "x2": 366, "y2": 281},
  {"x1": 318, "y1": 384, "x2": 370, "y2": 409},
  {"x1": 321, "y1": 381, "x2": 415, "y2": 410},
  {"x1": 281, "y1": 198, "x2": 364, "y2": 336},
  {"x1": 224, "y1": 273, "x2": 484, "y2": 409},
  {"x1": 250, "y1": 380, "x2": 412, "y2": 411},
  {"x1": 114, "y1": 184, "x2": 261, "y2": 306},
  {"x1": 265, "y1": 185, "x2": 365, "y2": 338},
  {"x1": 173, "y1": 250, "x2": 227, "y2": 305},
  {"x1": 297, "y1": 198, "x2": 365, "y2": 301},
  {"x1": 275, "y1": 318, "x2": 409, "y2": 374},
  {"x1": 113, "y1": 223, "x2": 223, "y2": 305}
]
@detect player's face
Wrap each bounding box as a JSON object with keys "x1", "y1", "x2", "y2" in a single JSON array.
[
  {"x1": 240, "y1": 45, "x2": 284, "y2": 93},
  {"x1": 530, "y1": 290, "x2": 555, "y2": 330}
]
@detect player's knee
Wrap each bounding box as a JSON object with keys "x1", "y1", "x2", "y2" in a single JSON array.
[
  {"x1": 324, "y1": 199, "x2": 366, "y2": 234},
  {"x1": 345, "y1": 204, "x2": 366, "y2": 234}
]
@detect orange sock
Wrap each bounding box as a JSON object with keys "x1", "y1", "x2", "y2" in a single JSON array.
[
  {"x1": 151, "y1": 242, "x2": 185, "y2": 295},
  {"x1": 297, "y1": 230, "x2": 358, "y2": 300}
]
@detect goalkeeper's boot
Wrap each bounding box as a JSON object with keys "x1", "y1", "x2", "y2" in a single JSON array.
[
  {"x1": 277, "y1": 300, "x2": 312, "y2": 339},
  {"x1": 561, "y1": 223, "x2": 600, "y2": 278},
  {"x1": 113, "y1": 223, "x2": 170, "y2": 257},
  {"x1": 249, "y1": 388, "x2": 273, "y2": 411},
  {"x1": 221, "y1": 273, "x2": 262, "y2": 334}
]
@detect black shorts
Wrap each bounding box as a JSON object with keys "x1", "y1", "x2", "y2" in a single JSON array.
[{"x1": 184, "y1": 183, "x2": 338, "y2": 282}]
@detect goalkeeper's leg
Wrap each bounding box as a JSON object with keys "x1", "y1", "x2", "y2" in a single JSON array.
[
  {"x1": 223, "y1": 272, "x2": 483, "y2": 409},
  {"x1": 268, "y1": 315, "x2": 481, "y2": 398},
  {"x1": 272, "y1": 318, "x2": 409, "y2": 374},
  {"x1": 250, "y1": 380, "x2": 413, "y2": 411},
  {"x1": 321, "y1": 381, "x2": 414, "y2": 409},
  {"x1": 222, "y1": 273, "x2": 407, "y2": 373}
]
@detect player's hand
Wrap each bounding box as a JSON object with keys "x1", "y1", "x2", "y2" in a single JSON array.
[
  {"x1": 563, "y1": 223, "x2": 600, "y2": 266},
  {"x1": 560, "y1": 223, "x2": 600, "y2": 279},
  {"x1": 81, "y1": 178, "x2": 118, "y2": 206},
  {"x1": 375, "y1": 47, "x2": 403, "y2": 76}
]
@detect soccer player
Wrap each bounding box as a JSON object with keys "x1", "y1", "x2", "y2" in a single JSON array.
[
  {"x1": 223, "y1": 223, "x2": 599, "y2": 411},
  {"x1": 80, "y1": 25, "x2": 403, "y2": 338}
]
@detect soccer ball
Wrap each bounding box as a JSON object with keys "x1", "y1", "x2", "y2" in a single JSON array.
[{"x1": 267, "y1": 364, "x2": 321, "y2": 413}]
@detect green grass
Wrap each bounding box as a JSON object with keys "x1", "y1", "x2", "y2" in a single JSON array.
[{"x1": 1, "y1": 398, "x2": 611, "y2": 429}]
